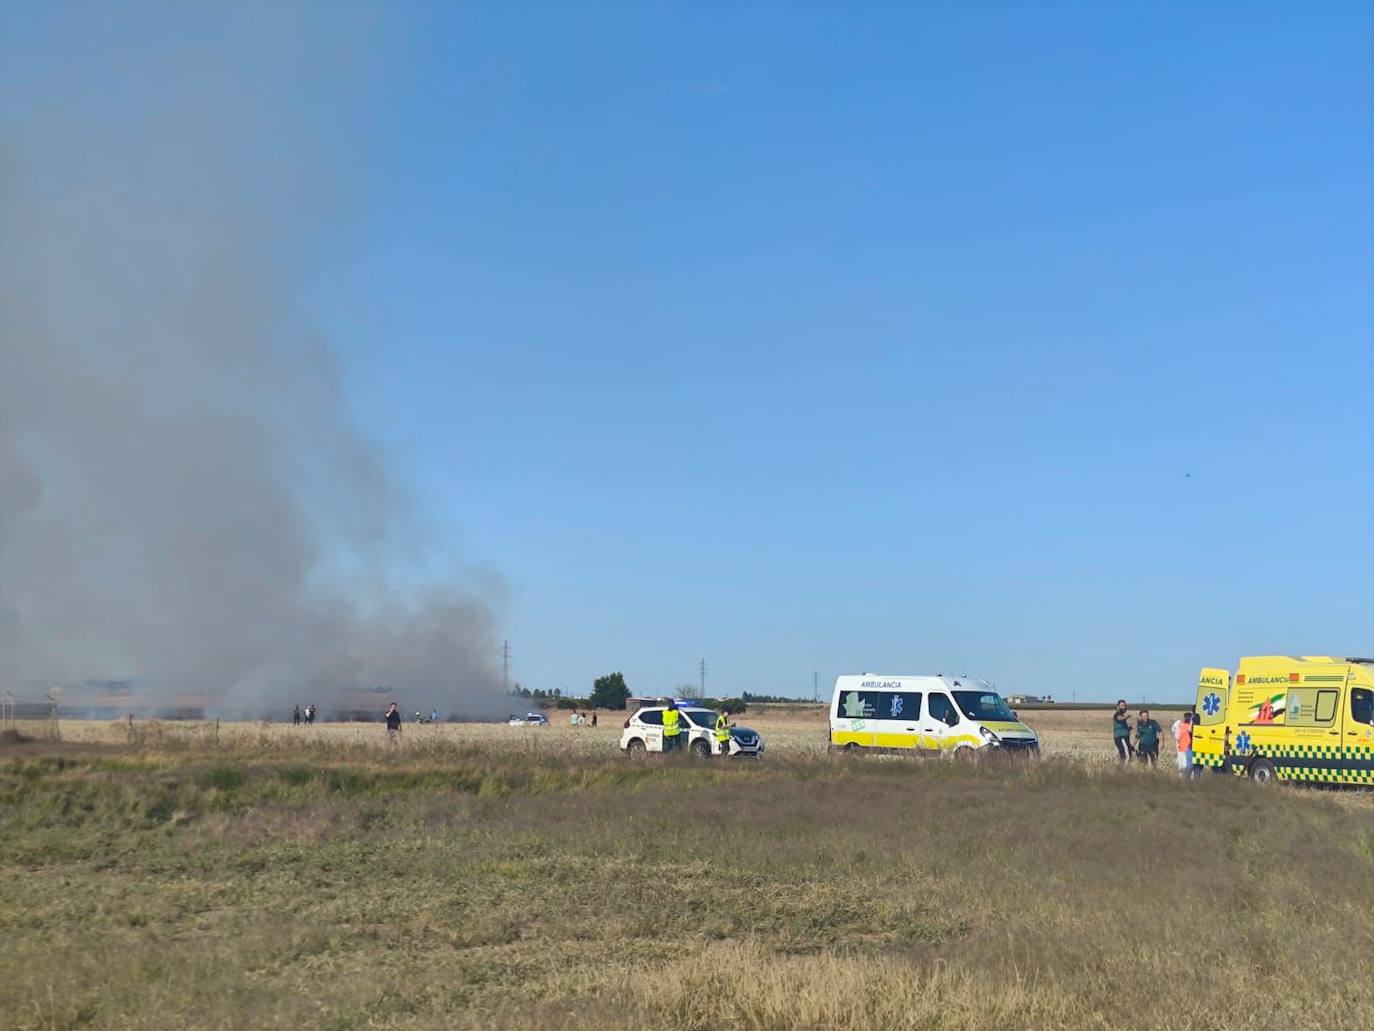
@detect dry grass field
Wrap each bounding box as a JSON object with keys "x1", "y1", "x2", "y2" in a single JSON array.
[
  {"x1": 4, "y1": 706, "x2": 1374, "y2": 1029},
  {"x1": 32, "y1": 704, "x2": 1186, "y2": 763}
]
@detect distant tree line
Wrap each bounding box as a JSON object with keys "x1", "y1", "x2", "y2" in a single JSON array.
[
  {"x1": 509, "y1": 683, "x2": 563, "y2": 699},
  {"x1": 508, "y1": 672, "x2": 747, "y2": 713},
  {"x1": 741, "y1": 691, "x2": 803, "y2": 704}
]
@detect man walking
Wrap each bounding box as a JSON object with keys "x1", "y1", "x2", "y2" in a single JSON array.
[
  {"x1": 714, "y1": 709, "x2": 731, "y2": 757},
  {"x1": 662, "y1": 702, "x2": 681, "y2": 754},
  {"x1": 385, "y1": 702, "x2": 402, "y2": 742},
  {"x1": 1134, "y1": 709, "x2": 1161, "y2": 767},
  {"x1": 1112, "y1": 699, "x2": 1133, "y2": 764}
]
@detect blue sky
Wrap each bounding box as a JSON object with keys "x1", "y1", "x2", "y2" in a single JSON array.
[
  {"x1": 337, "y1": 2, "x2": 1373, "y2": 701},
  {"x1": 8, "y1": 3, "x2": 1373, "y2": 702}
]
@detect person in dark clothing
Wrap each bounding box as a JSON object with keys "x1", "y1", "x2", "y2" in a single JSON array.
[
  {"x1": 1112, "y1": 699, "x2": 1133, "y2": 764},
  {"x1": 292, "y1": 705, "x2": 301, "y2": 726},
  {"x1": 1134, "y1": 709, "x2": 1161, "y2": 766},
  {"x1": 385, "y1": 703, "x2": 402, "y2": 741},
  {"x1": 590, "y1": 711, "x2": 598, "y2": 727}
]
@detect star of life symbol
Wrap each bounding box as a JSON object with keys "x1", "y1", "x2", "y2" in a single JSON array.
[
  {"x1": 890, "y1": 695, "x2": 903, "y2": 717},
  {"x1": 1235, "y1": 731, "x2": 1252, "y2": 754},
  {"x1": 1203, "y1": 693, "x2": 1221, "y2": 717}
]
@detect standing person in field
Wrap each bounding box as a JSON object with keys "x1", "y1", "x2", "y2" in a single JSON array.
[
  {"x1": 591, "y1": 711, "x2": 598, "y2": 728},
  {"x1": 1174, "y1": 711, "x2": 1194, "y2": 779},
  {"x1": 715, "y1": 709, "x2": 731, "y2": 757},
  {"x1": 1134, "y1": 709, "x2": 1161, "y2": 766},
  {"x1": 385, "y1": 702, "x2": 402, "y2": 742},
  {"x1": 1113, "y1": 699, "x2": 1133, "y2": 764},
  {"x1": 292, "y1": 704, "x2": 301, "y2": 726},
  {"x1": 662, "y1": 702, "x2": 681, "y2": 753}
]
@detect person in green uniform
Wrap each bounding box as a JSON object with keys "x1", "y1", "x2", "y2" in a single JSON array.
[
  {"x1": 714, "y1": 709, "x2": 731, "y2": 757},
  {"x1": 1134, "y1": 709, "x2": 1161, "y2": 767},
  {"x1": 1112, "y1": 699, "x2": 1133, "y2": 764},
  {"x1": 662, "y1": 703, "x2": 681, "y2": 753}
]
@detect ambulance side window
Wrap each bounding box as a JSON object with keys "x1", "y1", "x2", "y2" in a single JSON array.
[
  {"x1": 1289, "y1": 688, "x2": 1338, "y2": 727},
  {"x1": 927, "y1": 694, "x2": 959, "y2": 727},
  {"x1": 1351, "y1": 689, "x2": 1374, "y2": 726},
  {"x1": 881, "y1": 693, "x2": 922, "y2": 721},
  {"x1": 837, "y1": 692, "x2": 881, "y2": 719}
]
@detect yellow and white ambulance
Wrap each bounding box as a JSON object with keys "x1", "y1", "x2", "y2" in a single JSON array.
[
  {"x1": 1191, "y1": 656, "x2": 1374, "y2": 784},
  {"x1": 829, "y1": 674, "x2": 1039, "y2": 756}
]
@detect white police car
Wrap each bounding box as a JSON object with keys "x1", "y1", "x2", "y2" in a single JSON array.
[
  {"x1": 508, "y1": 712, "x2": 550, "y2": 726},
  {"x1": 619, "y1": 705, "x2": 763, "y2": 758}
]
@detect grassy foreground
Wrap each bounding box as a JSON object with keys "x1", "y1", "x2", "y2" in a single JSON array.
[{"x1": 3, "y1": 729, "x2": 1374, "y2": 1030}]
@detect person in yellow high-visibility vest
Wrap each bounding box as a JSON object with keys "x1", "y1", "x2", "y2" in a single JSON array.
[
  {"x1": 715, "y1": 709, "x2": 731, "y2": 757},
  {"x1": 661, "y1": 703, "x2": 681, "y2": 753}
]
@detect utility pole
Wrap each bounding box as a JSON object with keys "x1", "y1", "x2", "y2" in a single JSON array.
[
  {"x1": 502, "y1": 640, "x2": 510, "y2": 695},
  {"x1": 813, "y1": 669, "x2": 818, "y2": 703},
  {"x1": 699, "y1": 657, "x2": 706, "y2": 697}
]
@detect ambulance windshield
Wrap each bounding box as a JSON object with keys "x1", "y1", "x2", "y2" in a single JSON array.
[{"x1": 953, "y1": 691, "x2": 1017, "y2": 723}]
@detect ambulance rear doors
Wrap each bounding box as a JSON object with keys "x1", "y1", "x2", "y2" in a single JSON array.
[{"x1": 1192, "y1": 667, "x2": 1230, "y2": 770}]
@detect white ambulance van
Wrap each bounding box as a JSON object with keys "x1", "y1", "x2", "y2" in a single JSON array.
[{"x1": 829, "y1": 674, "x2": 1039, "y2": 756}]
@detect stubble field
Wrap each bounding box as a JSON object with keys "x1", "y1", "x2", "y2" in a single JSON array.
[
  {"x1": 27, "y1": 704, "x2": 1184, "y2": 761},
  {"x1": 4, "y1": 706, "x2": 1374, "y2": 1029}
]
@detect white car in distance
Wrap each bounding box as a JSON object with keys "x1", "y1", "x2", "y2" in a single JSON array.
[
  {"x1": 508, "y1": 712, "x2": 549, "y2": 727},
  {"x1": 619, "y1": 706, "x2": 763, "y2": 758}
]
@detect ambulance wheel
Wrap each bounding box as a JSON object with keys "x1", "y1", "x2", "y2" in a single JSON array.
[
  {"x1": 626, "y1": 739, "x2": 646, "y2": 758},
  {"x1": 843, "y1": 743, "x2": 861, "y2": 756},
  {"x1": 1248, "y1": 757, "x2": 1276, "y2": 785},
  {"x1": 690, "y1": 739, "x2": 712, "y2": 759}
]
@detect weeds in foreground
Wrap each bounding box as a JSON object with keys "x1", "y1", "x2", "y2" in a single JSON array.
[{"x1": 2, "y1": 737, "x2": 1372, "y2": 1030}]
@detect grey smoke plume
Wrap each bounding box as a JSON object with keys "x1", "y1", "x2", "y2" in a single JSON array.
[{"x1": 0, "y1": 6, "x2": 506, "y2": 717}]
